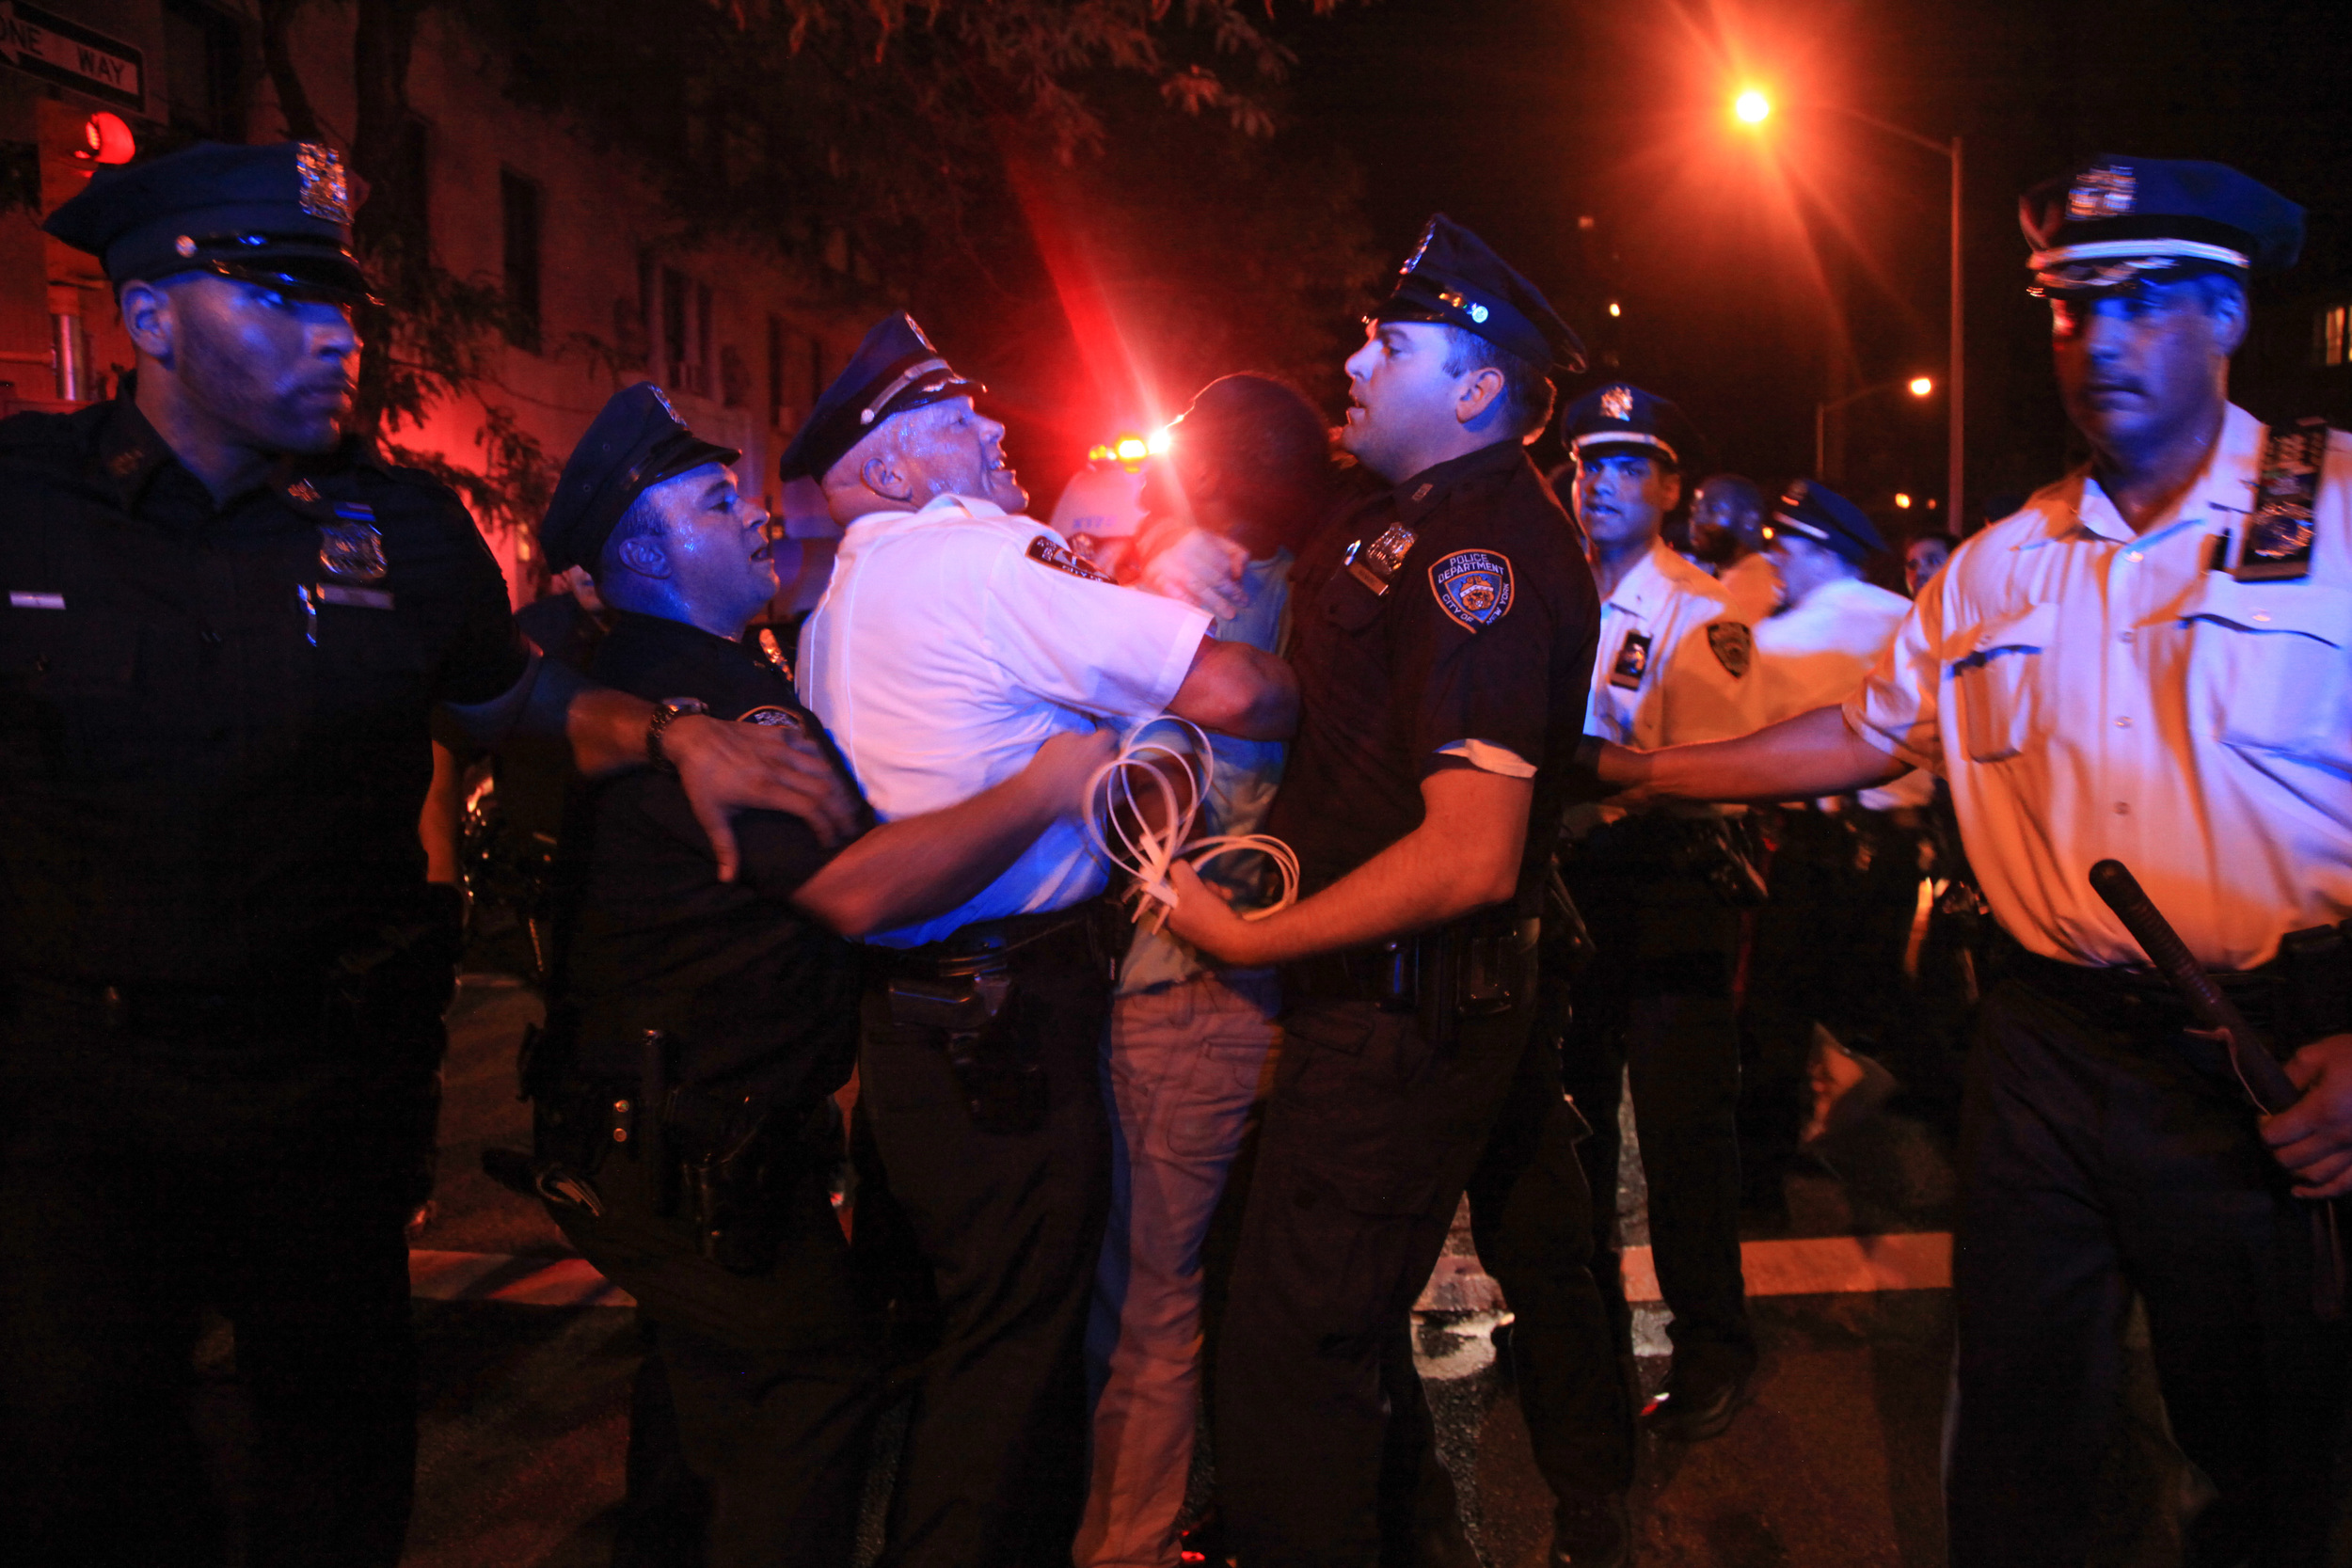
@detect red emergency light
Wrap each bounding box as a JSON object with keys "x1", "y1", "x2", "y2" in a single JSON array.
[{"x1": 78, "y1": 113, "x2": 135, "y2": 166}]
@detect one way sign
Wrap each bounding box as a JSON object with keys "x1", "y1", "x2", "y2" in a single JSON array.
[{"x1": 0, "y1": 2, "x2": 144, "y2": 116}]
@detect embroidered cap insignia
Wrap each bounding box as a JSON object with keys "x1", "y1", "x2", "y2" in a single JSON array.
[{"x1": 1429, "y1": 548, "x2": 1515, "y2": 631}]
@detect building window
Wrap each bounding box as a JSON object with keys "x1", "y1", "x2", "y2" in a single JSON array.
[
  {"x1": 500, "y1": 169, "x2": 543, "y2": 352},
  {"x1": 2320, "y1": 304, "x2": 2351, "y2": 369},
  {"x1": 165, "y1": 0, "x2": 244, "y2": 141}
]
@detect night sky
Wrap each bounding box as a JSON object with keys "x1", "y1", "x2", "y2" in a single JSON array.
[{"x1": 1249, "y1": 0, "x2": 2352, "y2": 537}]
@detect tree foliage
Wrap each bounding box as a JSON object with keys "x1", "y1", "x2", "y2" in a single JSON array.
[{"x1": 256, "y1": 0, "x2": 1371, "y2": 538}]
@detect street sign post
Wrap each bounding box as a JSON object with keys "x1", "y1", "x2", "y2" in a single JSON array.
[{"x1": 0, "y1": 3, "x2": 143, "y2": 116}]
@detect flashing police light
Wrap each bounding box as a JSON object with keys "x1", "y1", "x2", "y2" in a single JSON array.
[{"x1": 78, "y1": 113, "x2": 135, "y2": 165}]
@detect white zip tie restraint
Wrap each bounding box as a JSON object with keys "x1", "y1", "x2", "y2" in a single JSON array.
[{"x1": 1081, "y1": 715, "x2": 1299, "y2": 934}]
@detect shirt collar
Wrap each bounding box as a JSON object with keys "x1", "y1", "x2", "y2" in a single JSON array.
[
  {"x1": 1604, "y1": 538, "x2": 1702, "y2": 619},
  {"x1": 2060, "y1": 403, "x2": 2265, "y2": 546},
  {"x1": 1390, "y1": 438, "x2": 1525, "y2": 527},
  {"x1": 94, "y1": 384, "x2": 385, "y2": 518},
  {"x1": 604, "y1": 607, "x2": 757, "y2": 661}
]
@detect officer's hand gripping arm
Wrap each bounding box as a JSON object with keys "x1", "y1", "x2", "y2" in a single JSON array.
[
  {"x1": 442, "y1": 656, "x2": 861, "y2": 879},
  {"x1": 1167, "y1": 636, "x2": 1297, "y2": 741},
  {"x1": 2264, "y1": 1035, "x2": 2352, "y2": 1198},
  {"x1": 791, "y1": 727, "x2": 1120, "y2": 938}
]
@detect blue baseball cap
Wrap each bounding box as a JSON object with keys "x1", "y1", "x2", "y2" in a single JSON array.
[
  {"x1": 1373, "y1": 214, "x2": 1585, "y2": 373},
  {"x1": 43, "y1": 140, "x2": 374, "y2": 305},
  {"x1": 2020, "y1": 155, "x2": 2303, "y2": 296}
]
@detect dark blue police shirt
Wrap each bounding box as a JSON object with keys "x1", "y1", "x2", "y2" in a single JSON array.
[
  {"x1": 548, "y1": 610, "x2": 866, "y2": 1105},
  {"x1": 0, "y1": 391, "x2": 530, "y2": 988}
]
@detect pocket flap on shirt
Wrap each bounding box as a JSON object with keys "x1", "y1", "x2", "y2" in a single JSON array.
[
  {"x1": 1942, "y1": 601, "x2": 2060, "y2": 667},
  {"x1": 2178, "y1": 576, "x2": 2352, "y2": 645}
]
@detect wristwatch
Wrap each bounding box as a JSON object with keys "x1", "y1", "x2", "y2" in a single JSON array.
[{"x1": 646, "y1": 697, "x2": 709, "y2": 774}]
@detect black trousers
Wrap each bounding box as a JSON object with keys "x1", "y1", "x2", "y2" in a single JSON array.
[
  {"x1": 1215, "y1": 989, "x2": 1540, "y2": 1568},
  {"x1": 542, "y1": 1101, "x2": 882, "y2": 1568},
  {"x1": 855, "y1": 947, "x2": 1113, "y2": 1568},
  {"x1": 1947, "y1": 969, "x2": 2352, "y2": 1568},
  {"x1": 1462, "y1": 1022, "x2": 1638, "y2": 1504},
  {"x1": 1557, "y1": 840, "x2": 1754, "y2": 1374},
  {"x1": 0, "y1": 997, "x2": 430, "y2": 1568}
]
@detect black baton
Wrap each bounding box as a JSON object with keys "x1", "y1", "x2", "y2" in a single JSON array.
[{"x1": 2089, "y1": 859, "x2": 2343, "y2": 1319}]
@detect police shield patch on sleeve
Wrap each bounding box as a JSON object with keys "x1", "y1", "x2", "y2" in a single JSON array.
[
  {"x1": 1026, "y1": 533, "x2": 1109, "y2": 581},
  {"x1": 1429, "y1": 548, "x2": 1514, "y2": 631},
  {"x1": 1706, "y1": 620, "x2": 1754, "y2": 677}
]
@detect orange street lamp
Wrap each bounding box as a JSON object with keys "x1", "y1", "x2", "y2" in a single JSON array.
[
  {"x1": 1816, "y1": 376, "x2": 1938, "y2": 478},
  {"x1": 1895, "y1": 493, "x2": 1914, "y2": 509},
  {"x1": 1733, "y1": 92, "x2": 1965, "y2": 526}
]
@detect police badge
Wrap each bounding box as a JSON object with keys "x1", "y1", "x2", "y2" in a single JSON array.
[
  {"x1": 1429, "y1": 548, "x2": 1514, "y2": 631},
  {"x1": 1706, "y1": 621, "x2": 1754, "y2": 678},
  {"x1": 1599, "y1": 385, "x2": 1634, "y2": 423},
  {"x1": 295, "y1": 143, "x2": 353, "y2": 225},
  {"x1": 318, "y1": 503, "x2": 388, "y2": 583},
  {"x1": 2068, "y1": 164, "x2": 2135, "y2": 221}
]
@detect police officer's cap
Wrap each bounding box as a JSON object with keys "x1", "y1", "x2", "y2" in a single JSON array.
[
  {"x1": 1562, "y1": 383, "x2": 1699, "y2": 471},
  {"x1": 2020, "y1": 155, "x2": 2303, "y2": 297},
  {"x1": 1373, "y1": 214, "x2": 1585, "y2": 374},
  {"x1": 1763, "y1": 478, "x2": 1883, "y2": 564},
  {"x1": 43, "y1": 140, "x2": 375, "y2": 305},
  {"x1": 541, "y1": 383, "x2": 741, "y2": 575},
  {"x1": 778, "y1": 312, "x2": 982, "y2": 484}
]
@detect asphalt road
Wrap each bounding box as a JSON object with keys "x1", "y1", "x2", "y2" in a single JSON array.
[{"x1": 336, "y1": 971, "x2": 2191, "y2": 1567}]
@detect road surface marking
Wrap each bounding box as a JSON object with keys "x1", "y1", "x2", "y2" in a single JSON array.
[
  {"x1": 1621, "y1": 1231, "x2": 1952, "y2": 1302},
  {"x1": 409, "y1": 1248, "x2": 633, "y2": 1308}
]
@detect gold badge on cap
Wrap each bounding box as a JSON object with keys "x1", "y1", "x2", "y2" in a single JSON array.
[
  {"x1": 174, "y1": 235, "x2": 197, "y2": 257},
  {"x1": 2068, "y1": 165, "x2": 2135, "y2": 221},
  {"x1": 1600, "y1": 386, "x2": 1633, "y2": 422},
  {"x1": 295, "y1": 143, "x2": 353, "y2": 225}
]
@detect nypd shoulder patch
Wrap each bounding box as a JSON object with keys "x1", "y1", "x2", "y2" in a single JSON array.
[
  {"x1": 1429, "y1": 548, "x2": 1514, "y2": 631},
  {"x1": 1026, "y1": 533, "x2": 1108, "y2": 581},
  {"x1": 1706, "y1": 620, "x2": 1754, "y2": 678}
]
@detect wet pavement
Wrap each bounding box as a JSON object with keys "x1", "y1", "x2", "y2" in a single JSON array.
[{"x1": 363, "y1": 972, "x2": 2188, "y2": 1566}]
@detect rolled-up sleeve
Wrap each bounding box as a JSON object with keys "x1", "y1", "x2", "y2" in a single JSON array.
[{"x1": 1843, "y1": 593, "x2": 1946, "y2": 775}]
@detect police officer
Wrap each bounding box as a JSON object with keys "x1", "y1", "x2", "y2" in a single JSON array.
[
  {"x1": 1165, "y1": 214, "x2": 1634, "y2": 1568},
  {"x1": 790, "y1": 313, "x2": 1296, "y2": 1568},
  {"x1": 1601, "y1": 157, "x2": 2352, "y2": 1566},
  {"x1": 1559, "y1": 383, "x2": 1764, "y2": 1444},
  {"x1": 525, "y1": 383, "x2": 1113, "y2": 1566},
  {"x1": 0, "y1": 141, "x2": 847, "y2": 1565},
  {"x1": 1738, "y1": 481, "x2": 1921, "y2": 1196},
  {"x1": 1688, "y1": 472, "x2": 1780, "y2": 624}
]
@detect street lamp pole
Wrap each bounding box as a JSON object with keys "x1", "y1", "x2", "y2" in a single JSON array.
[{"x1": 1740, "y1": 95, "x2": 1964, "y2": 526}]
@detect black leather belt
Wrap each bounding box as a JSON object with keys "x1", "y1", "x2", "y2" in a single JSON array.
[
  {"x1": 1281, "y1": 910, "x2": 1538, "y2": 1010},
  {"x1": 873, "y1": 897, "x2": 1113, "y2": 981}
]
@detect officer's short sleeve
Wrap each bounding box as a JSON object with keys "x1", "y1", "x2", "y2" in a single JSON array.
[
  {"x1": 981, "y1": 535, "x2": 1212, "y2": 720},
  {"x1": 433, "y1": 501, "x2": 532, "y2": 705},
  {"x1": 1843, "y1": 592, "x2": 1944, "y2": 774},
  {"x1": 1399, "y1": 542, "x2": 1558, "y2": 777}
]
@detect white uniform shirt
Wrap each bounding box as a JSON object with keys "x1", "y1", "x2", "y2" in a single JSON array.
[
  {"x1": 797, "y1": 494, "x2": 1211, "y2": 947},
  {"x1": 1587, "y1": 539, "x2": 1766, "y2": 748},
  {"x1": 1846, "y1": 404, "x2": 2352, "y2": 970},
  {"x1": 1717, "y1": 550, "x2": 1785, "y2": 626},
  {"x1": 1754, "y1": 575, "x2": 1932, "y2": 810}
]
